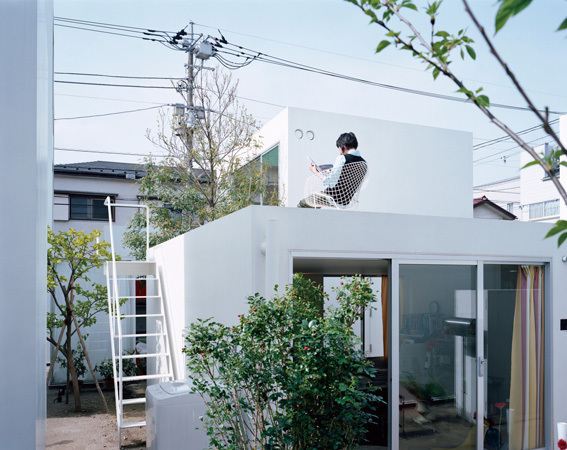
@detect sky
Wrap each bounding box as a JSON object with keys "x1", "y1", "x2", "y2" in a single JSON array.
[{"x1": 53, "y1": 0, "x2": 567, "y2": 186}]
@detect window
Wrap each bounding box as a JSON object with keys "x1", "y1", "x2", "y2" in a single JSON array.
[
  {"x1": 69, "y1": 195, "x2": 114, "y2": 220},
  {"x1": 527, "y1": 199, "x2": 559, "y2": 220}
]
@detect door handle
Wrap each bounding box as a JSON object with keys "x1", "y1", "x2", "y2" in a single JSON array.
[{"x1": 478, "y1": 357, "x2": 485, "y2": 377}]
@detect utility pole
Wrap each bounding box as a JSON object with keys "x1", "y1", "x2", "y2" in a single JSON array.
[{"x1": 173, "y1": 22, "x2": 214, "y2": 164}]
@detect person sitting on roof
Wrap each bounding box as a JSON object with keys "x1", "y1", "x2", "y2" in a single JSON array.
[{"x1": 298, "y1": 132, "x2": 367, "y2": 208}]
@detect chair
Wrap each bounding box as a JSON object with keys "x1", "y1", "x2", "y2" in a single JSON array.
[{"x1": 303, "y1": 160, "x2": 369, "y2": 210}]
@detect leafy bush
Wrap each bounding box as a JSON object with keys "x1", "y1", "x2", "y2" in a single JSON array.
[
  {"x1": 95, "y1": 358, "x2": 114, "y2": 379},
  {"x1": 184, "y1": 274, "x2": 381, "y2": 449}
]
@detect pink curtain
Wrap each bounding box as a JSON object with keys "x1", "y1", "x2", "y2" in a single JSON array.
[{"x1": 509, "y1": 266, "x2": 545, "y2": 449}]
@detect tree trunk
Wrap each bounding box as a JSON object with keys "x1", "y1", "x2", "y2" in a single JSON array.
[{"x1": 66, "y1": 313, "x2": 81, "y2": 411}]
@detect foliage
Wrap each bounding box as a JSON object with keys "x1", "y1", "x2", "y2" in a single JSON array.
[
  {"x1": 47, "y1": 227, "x2": 118, "y2": 411},
  {"x1": 124, "y1": 68, "x2": 278, "y2": 260},
  {"x1": 184, "y1": 274, "x2": 382, "y2": 449},
  {"x1": 401, "y1": 374, "x2": 445, "y2": 402},
  {"x1": 346, "y1": 0, "x2": 567, "y2": 246},
  {"x1": 121, "y1": 349, "x2": 141, "y2": 378},
  {"x1": 95, "y1": 358, "x2": 114, "y2": 380},
  {"x1": 95, "y1": 351, "x2": 141, "y2": 380},
  {"x1": 57, "y1": 339, "x2": 88, "y2": 379}
]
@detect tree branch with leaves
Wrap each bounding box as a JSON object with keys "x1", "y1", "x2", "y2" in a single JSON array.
[
  {"x1": 124, "y1": 68, "x2": 277, "y2": 260},
  {"x1": 346, "y1": 0, "x2": 567, "y2": 244},
  {"x1": 47, "y1": 227, "x2": 117, "y2": 412}
]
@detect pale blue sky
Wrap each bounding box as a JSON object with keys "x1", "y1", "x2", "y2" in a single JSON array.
[{"x1": 53, "y1": 0, "x2": 567, "y2": 185}]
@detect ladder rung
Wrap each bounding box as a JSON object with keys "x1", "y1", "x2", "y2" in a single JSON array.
[
  {"x1": 118, "y1": 352, "x2": 168, "y2": 360},
  {"x1": 121, "y1": 420, "x2": 146, "y2": 429},
  {"x1": 112, "y1": 277, "x2": 158, "y2": 281},
  {"x1": 122, "y1": 314, "x2": 163, "y2": 318},
  {"x1": 122, "y1": 373, "x2": 172, "y2": 382},
  {"x1": 120, "y1": 332, "x2": 165, "y2": 338},
  {"x1": 122, "y1": 398, "x2": 146, "y2": 405}
]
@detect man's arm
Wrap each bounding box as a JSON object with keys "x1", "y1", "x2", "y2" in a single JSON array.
[{"x1": 322, "y1": 154, "x2": 346, "y2": 188}]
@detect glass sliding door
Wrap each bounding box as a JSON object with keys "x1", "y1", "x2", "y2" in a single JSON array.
[
  {"x1": 484, "y1": 265, "x2": 546, "y2": 450},
  {"x1": 399, "y1": 264, "x2": 477, "y2": 449}
]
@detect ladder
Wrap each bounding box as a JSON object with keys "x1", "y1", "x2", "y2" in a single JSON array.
[{"x1": 104, "y1": 197, "x2": 177, "y2": 446}]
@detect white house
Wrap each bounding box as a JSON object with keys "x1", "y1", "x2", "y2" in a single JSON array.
[
  {"x1": 255, "y1": 107, "x2": 473, "y2": 218},
  {"x1": 474, "y1": 114, "x2": 567, "y2": 223},
  {"x1": 146, "y1": 110, "x2": 567, "y2": 449},
  {"x1": 50, "y1": 161, "x2": 147, "y2": 382}
]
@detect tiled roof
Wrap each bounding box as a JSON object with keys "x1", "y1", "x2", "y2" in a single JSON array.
[
  {"x1": 473, "y1": 195, "x2": 517, "y2": 220},
  {"x1": 54, "y1": 161, "x2": 147, "y2": 179}
]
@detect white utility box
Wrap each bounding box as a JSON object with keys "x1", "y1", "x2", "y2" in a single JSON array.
[{"x1": 146, "y1": 381, "x2": 208, "y2": 450}]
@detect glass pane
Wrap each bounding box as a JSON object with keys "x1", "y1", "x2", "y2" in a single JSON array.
[
  {"x1": 484, "y1": 265, "x2": 545, "y2": 450},
  {"x1": 69, "y1": 197, "x2": 88, "y2": 219},
  {"x1": 399, "y1": 264, "x2": 477, "y2": 449},
  {"x1": 92, "y1": 198, "x2": 108, "y2": 219}
]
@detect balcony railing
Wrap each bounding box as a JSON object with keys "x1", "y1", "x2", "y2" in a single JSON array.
[{"x1": 527, "y1": 199, "x2": 560, "y2": 220}]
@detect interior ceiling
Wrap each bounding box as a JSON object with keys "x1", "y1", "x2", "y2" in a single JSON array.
[{"x1": 293, "y1": 258, "x2": 389, "y2": 277}]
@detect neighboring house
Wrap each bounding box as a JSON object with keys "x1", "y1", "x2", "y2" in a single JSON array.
[
  {"x1": 473, "y1": 114, "x2": 567, "y2": 223},
  {"x1": 146, "y1": 109, "x2": 567, "y2": 449},
  {"x1": 473, "y1": 175, "x2": 520, "y2": 217},
  {"x1": 51, "y1": 161, "x2": 147, "y2": 382},
  {"x1": 473, "y1": 195, "x2": 517, "y2": 220}
]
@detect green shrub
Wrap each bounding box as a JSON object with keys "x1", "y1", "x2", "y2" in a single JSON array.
[{"x1": 184, "y1": 274, "x2": 382, "y2": 449}]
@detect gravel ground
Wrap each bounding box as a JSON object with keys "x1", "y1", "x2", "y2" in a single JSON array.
[{"x1": 46, "y1": 384, "x2": 146, "y2": 449}]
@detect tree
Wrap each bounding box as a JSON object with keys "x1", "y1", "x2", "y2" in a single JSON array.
[
  {"x1": 184, "y1": 275, "x2": 381, "y2": 449},
  {"x1": 124, "y1": 68, "x2": 276, "y2": 260},
  {"x1": 46, "y1": 227, "x2": 115, "y2": 412},
  {"x1": 345, "y1": 0, "x2": 567, "y2": 245}
]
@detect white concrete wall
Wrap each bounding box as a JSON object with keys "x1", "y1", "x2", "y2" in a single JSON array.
[
  {"x1": 0, "y1": 0, "x2": 53, "y2": 447},
  {"x1": 520, "y1": 143, "x2": 562, "y2": 221},
  {"x1": 561, "y1": 115, "x2": 567, "y2": 220},
  {"x1": 257, "y1": 108, "x2": 473, "y2": 218},
  {"x1": 152, "y1": 206, "x2": 567, "y2": 414}
]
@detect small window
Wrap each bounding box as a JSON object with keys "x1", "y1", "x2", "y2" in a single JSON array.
[{"x1": 69, "y1": 195, "x2": 114, "y2": 221}]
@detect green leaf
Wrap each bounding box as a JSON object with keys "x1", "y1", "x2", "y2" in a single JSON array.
[
  {"x1": 495, "y1": 0, "x2": 532, "y2": 33},
  {"x1": 544, "y1": 220, "x2": 567, "y2": 239},
  {"x1": 558, "y1": 17, "x2": 567, "y2": 31},
  {"x1": 401, "y1": 2, "x2": 418, "y2": 11},
  {"x1": 344, "y1": 0, "x2": 359, "y2": 4},
  {"x1": 476, "y1": 95, "x2": 490, "y2": 107},
  {"x1": 558, "y1": 232, "x2": 567, "y2": 248},
  {"x1": 521, "y1": 159, "x2": 541, "y2": 169},
  {"x1": 432, "y1": 67, "x2": 440, "y2": 80},
  {"x1": 434, "y1": 31, "x2": 449, "y2": 37},
  {"x1": 376, "y1": 40, "x2": 391, "y2": 53},
  {"x1": 465, "y1": 45, "x2": 476, "y2": 60}
]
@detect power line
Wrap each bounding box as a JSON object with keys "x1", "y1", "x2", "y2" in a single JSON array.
[
  {"x1": 473, "y1": 134, "x2": 555, "y2": 166},
  {"x1": 54, "y1": 78, "x2": 285, "y2": 109},
  {"x1": 195, "y1": 21, "x2": 567, "y2": 100},
  {"x1": 211, "y1": 38, "x2": 567, "y2": 115},
  {"x1": 55, "y1": 105, "x2": 166, "y2": 121},
  {"x1": 54, "y1": 147, "x2": 168, "y2": 158},
  {"x1": 473, "y1": 119, "x2": 559, "y2": 151}
]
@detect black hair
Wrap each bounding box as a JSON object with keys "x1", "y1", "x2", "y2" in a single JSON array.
[{"x1": 336, "y1": 132, "x2": 358, "y2": 150}]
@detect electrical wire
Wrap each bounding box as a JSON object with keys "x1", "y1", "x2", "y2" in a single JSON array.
[
  {"x1": 473, "y1": 119, "x2": 559, "y2": 151},
  {"x1": 211, "y1": 37, "x2": 567, "y2": 115},
  {"x1": 54, "y1": 147, "x2": 168, "y2": 158},
  {"x1": 55, "y1": 105, "x2": 166, "y2": 121},
  {"x1": 473, "y1": 133, "x2": 556, "y2": 166}
]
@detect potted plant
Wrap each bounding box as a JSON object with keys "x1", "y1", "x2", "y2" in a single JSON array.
[
  {"x1": 95, "y1": 358, "x2": 114, "y2": 390},
  {"x1": 401, "y1": 374, "x2": 445, "y2": 423}
]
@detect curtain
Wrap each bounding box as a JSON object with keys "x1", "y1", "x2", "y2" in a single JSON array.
[
  {"x1": 509, "y1": 266, "x2": 545, "y2": 449},
  {"x1": 381, "y1": 276, "x2": 388, "y2": 359}
]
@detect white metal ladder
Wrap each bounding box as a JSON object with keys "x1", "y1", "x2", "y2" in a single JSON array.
[{"x1": 104, "y1": 197, "x2": 177, "y2": 446}]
